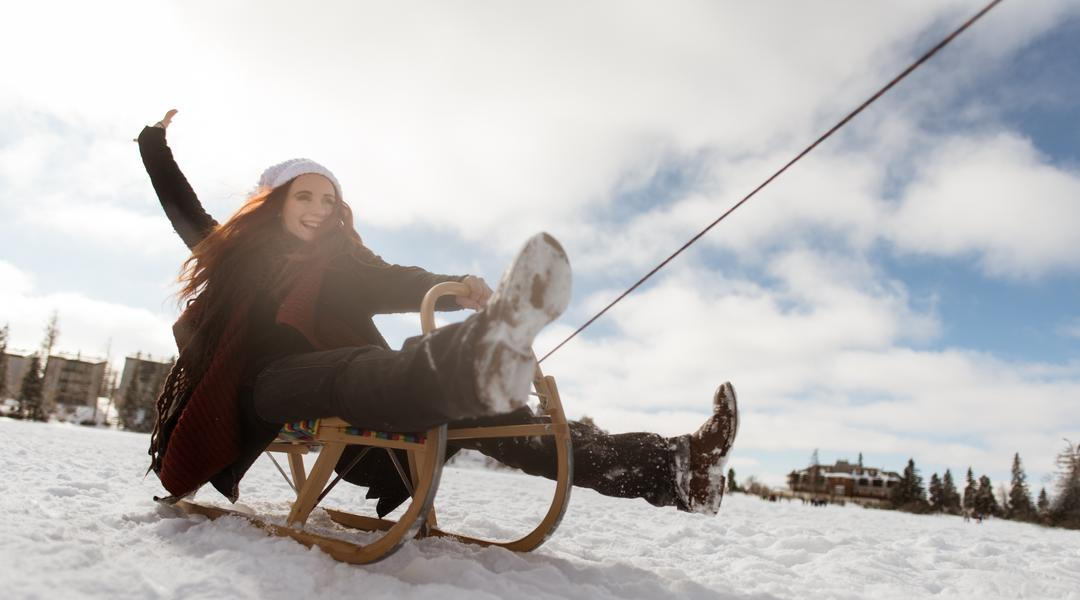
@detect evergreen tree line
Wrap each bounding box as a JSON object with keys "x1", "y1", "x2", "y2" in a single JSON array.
[
  {"x1": 726, "y1": 443, "x2": 1080, "y2": 531},
  {"x1": 889, "y1": 445, "x2": 1080, "y2": 529},
  {"x1": 726, "y1": 468, "x2": 773, "y2": 497}
]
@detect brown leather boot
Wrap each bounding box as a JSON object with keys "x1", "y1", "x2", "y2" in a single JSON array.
[{"x1": 674, "y1": 381, "x2": 740, "y2": 515}]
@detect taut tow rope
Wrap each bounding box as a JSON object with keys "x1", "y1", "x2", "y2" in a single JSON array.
[{"x1": 538, "y1": 0, "x2": 1003, "y2": 364}]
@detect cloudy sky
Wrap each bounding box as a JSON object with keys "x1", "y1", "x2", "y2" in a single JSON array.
[{"x1": 2, "y1": 0, "x2": 1078, "y2": 491}]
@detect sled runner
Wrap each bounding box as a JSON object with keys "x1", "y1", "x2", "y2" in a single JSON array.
[{"x1": 171, "y1": 281, "x2": 574, "y2": 564}]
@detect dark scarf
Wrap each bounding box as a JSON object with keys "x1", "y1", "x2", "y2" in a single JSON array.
[{"x1": 150, "y1": 292, "x2": 254, "y2": 497}]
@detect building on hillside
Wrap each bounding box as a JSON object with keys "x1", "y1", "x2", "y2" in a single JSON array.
[
  {"x1": 787, "y1": 459, "x2": 901, "y2": 505},
  {"x1": 1, "y1": 350, "x2": 35, "y2": 401},
  {"x1": 41, "y1": 352, "x2": 107, "y2": 414},
  {"x1": 114, "y1": 353, "x2": 174, "y2": 432}
]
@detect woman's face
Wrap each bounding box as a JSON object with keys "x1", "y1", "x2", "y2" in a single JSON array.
[{"x1": 281, "y1": 173, "x2": 337, "y2": 242}]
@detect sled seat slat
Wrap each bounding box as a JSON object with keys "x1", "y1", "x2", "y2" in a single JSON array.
[
  {"x1": 266, "y1": 442, "x2": 310, "y2": 454},
  {"x1": 274, "y1": 417, "x2": 427, "y2": 450},
  {"x1": 447, "y1": 423, "x2": 553, "y2": 440}
]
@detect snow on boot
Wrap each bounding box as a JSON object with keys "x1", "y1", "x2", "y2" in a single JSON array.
[
  {"x1": 674, "y1": 381, "x2": 740, "y2": 515},
  {"x1": 473, "y1": 232, "x2": 572, "y2": 414}
]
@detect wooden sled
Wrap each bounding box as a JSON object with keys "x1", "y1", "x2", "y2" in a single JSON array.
[{"x1": 174, "y1": 281, "x2": 573, "y2": 564}]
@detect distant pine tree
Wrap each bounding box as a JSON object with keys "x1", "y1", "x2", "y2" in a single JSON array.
[
  {"x1": 928, "y1": 473, "x2": 944, "y2": 512},
  {"x1": 1007, "y1": 452, "x2": 1036, "y2": 521},
  {"x1": 808, "y1": 449, "x2": 822, "y2": 492},
  {"x1": 974, "y1": 475, "x2": 1001, "y2": 517},
  {"x1": 39, "y1": 311, "x2": 59, "y2": 365},
  {"x1": 892, "y1": 458, "x2": 927, "y2": 511},
  {"x1": 1037, "y1": 487, "x2": 1049, "y2": 518},
  {"x1": 963, "y1": 467, "x2": 977, "y2": 511},
  {"x1": 727, "y1": 468, "x2": 738, "y2": 493},
  {"x1": 17, "y1": 354, "x2": 45, "y2": 421},
  {"x1": 0, "y1": 323, "x2": 9, "y2": 399},
  {"x1": 1051, "y1": 440, "x2": 1080, "y2": 529},
  {"x1": 942, "y1": 469, "x2": 961, "y2": 514}
]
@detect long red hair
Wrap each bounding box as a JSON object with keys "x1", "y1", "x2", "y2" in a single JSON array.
[{"x1": 176, "y1": 177, "x2": 366, "y2": 335}]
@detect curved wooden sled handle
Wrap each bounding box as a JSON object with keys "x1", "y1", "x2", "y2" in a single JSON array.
[
  {"x1": 376, "y1": 281, "x2": 577, "y2": 552},
  {"x1": 420, "y1": 281, "x2": 472, "y2": 334},
  {"x1": 328, "y1": 283, "x2": 574, "y2": 551}
]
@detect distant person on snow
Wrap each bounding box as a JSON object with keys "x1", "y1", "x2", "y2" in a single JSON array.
[{"x1": 138, "y1": 109, "x2": 739, "y2": 516}]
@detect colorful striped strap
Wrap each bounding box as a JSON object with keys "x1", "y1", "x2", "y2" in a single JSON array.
[
  {"x1": 276, "y1": 419, "x2": 320, "y2": 441},
  {"x1": 275, "y1": 420, "x2": 426, "y2": 444}
]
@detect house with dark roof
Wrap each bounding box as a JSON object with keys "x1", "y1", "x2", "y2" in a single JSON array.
[{"x1": 788, "y1": 459, "x2": 901, "y2": 505}]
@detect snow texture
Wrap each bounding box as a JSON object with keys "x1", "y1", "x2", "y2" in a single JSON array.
[{"x1": 2, "y1": 419, "x2": 1079, "y2": 599}]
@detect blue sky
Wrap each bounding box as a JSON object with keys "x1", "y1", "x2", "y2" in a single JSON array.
[{"x1": 1, "y1": 1, "x2": 1078, "y2": 494}]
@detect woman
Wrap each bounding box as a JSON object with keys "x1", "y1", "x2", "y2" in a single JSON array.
[{"x1": 139, "y1": 109, "x2": 738, "y2": 517}]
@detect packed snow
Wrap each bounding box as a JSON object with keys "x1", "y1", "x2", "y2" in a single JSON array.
[{"x1": 2, "y1": 419, "x2": 1078, "y2": 599}]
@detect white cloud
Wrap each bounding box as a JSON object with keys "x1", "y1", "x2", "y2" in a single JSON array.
[
  {"x1": 887, "y1": 132, "x2": 1080, "y2": 278},
  {"x1": 17, "y1": 196, "x2": 182, "y2": 256},
  {"x1": 566, "y1": 127, "x2": 1080, "y2": 282},
  {"x1": 0, "y1": 261, "x2": 34, "y2": 296},
  {"x1": 0, "y1": 119, "x2": 196, "y2": 257},
  {"x1": 3, "y1": 1, "x2": 1077, "y2": 281},
  {"x1": 543, "y1": 248, "x2": 941, "y2": 420},
  {"x1": 538, "y1": 248, "x2": 1078, "y2": 487},
  {"x1": 8, "y1": 1, "x2": 1073, "y2": 251},
  {"x1": 0, "y1": 260, "x2": 178, "y2": 364}
]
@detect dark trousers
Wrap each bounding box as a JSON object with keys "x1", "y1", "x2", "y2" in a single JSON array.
[{"x1": 253, "y1": 319, "x2": 682, "y2": 514}]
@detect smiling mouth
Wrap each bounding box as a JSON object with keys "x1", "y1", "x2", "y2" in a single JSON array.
[{"x1": 301, "y1": 221, "x2": 322, "y2": 230}]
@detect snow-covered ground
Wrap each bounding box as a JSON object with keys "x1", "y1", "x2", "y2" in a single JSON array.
[{"x1": 2, "y1": 419, "x2": 1078, "y2": 600}]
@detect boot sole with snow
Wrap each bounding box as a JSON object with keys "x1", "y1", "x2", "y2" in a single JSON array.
[{"x1": 475, "y1": 233, "x2": 572, "y2": 414}]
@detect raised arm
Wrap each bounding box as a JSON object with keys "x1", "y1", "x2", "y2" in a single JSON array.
[{"x1": 137, "y1": 110, "x2": 217, "y2": 250}]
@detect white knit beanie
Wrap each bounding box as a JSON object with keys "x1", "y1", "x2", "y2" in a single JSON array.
[{"x1": 258, "y1": 158, "x2": 342, "y2": 198}]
